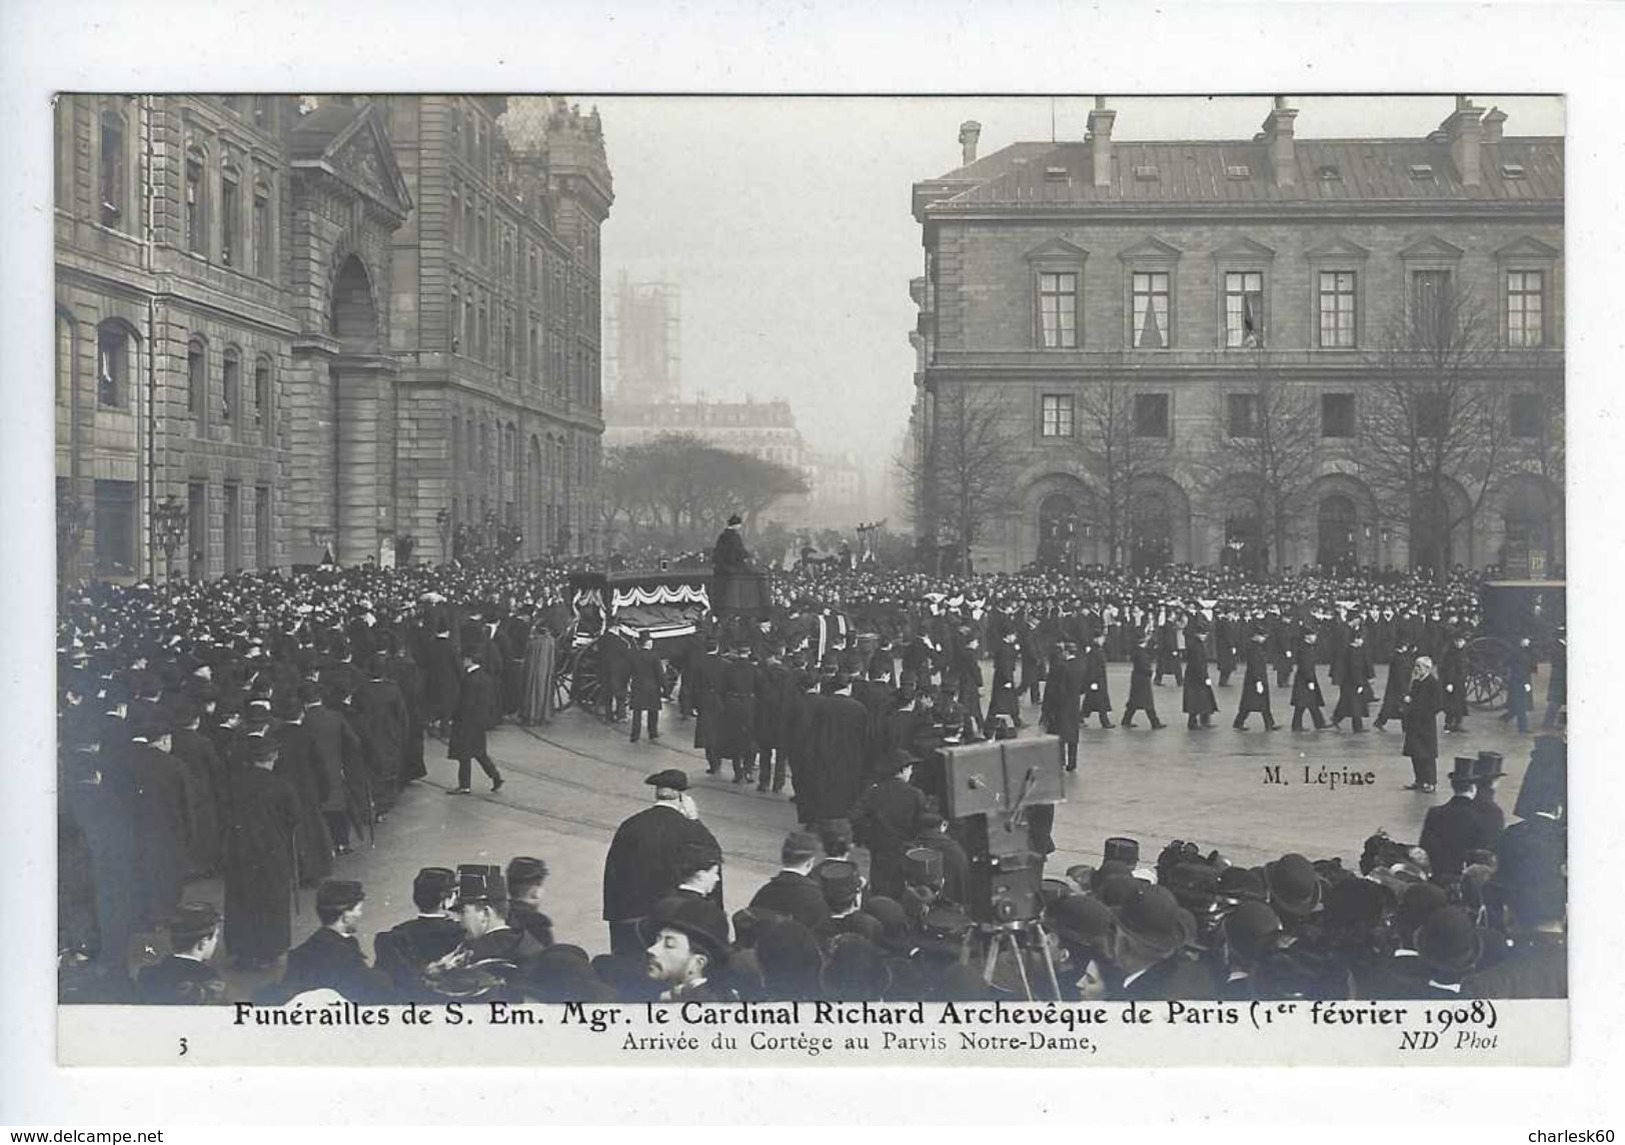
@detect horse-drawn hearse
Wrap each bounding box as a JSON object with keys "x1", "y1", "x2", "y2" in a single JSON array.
[{"x1": 550, "y1": 565, "x2": 771, "y2": 713}]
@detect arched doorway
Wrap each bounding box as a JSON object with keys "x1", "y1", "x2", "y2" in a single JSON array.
[
  {"x1": 1131, "y1": 490, "x2": 1173, "y2": 573},
  {"x1": 1036, "y1": 493, "x2": 1081, "y2": 570},
  {"x1": 1222, "y1": 502, "x2": 1266, "y2": 578},
  {"x1": 1502, "y1": 481, "x2": 1555, "y2": 577},
  {"x1": 1317, "y1": 495, "x2": 1359, "y2": 575},
  {"x1": 330, "y1": 255, "x2": 383, "y2": 565}
]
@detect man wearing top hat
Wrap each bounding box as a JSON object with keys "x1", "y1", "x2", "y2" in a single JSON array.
[
  {"x1": 277, "y1": 879, "x2": 391, "y2": 1002},
  {"x1": 713, "y1": 513, "x2": 751, "y2": 576},
  {"x1": 850, "y1": 749, "x2": 929, "y2": 900},
  {"x1": 135, "y1": 903, "x2": 227, "y2": 1005},
  {"x1": 1120, "y1": 633, "x2": 1165, "y2": 731},
  {"x1": 1470, "y1": 753, "x2": 1507, "y2": 843},
  {"x1": 446, "y1": 640, "x2": 503, "y2": 795},
  {"x1": 1543, "y1": 627, "x2": 1566, "y2": 728},
  {"x1": 1233, "y1": 630, "x2": 1278, "y2": 730},
  {"x1": 602, "y1": 769, "x2": 724, "y2": 956},
  {"x1": 1040, "y1": 639, "x2": 1087, "y2": 770},
  {"x1": 717, "y1": 641, "x2": 762, "y2": 784},
  {"x1": 1419, "y1": 760, "x2": 1497, "y2": 882},
  {"x1": 373, "y1": 867, "x2": 464, "y2": 997}
]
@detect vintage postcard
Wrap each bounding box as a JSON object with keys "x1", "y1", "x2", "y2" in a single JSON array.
[{"x1": 44, "y1": 90, "x2": 1572, "y2": 1071}]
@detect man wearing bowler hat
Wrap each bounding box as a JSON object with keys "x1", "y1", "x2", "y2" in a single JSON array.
[
  {"x1": 136, "y1": 903, "x2": 227, "y2": 1005},
  {"x1": 1108, "y1": 883, "x2": 1213, "y2": 1000},
  {"x1": 278, "y1": 879, "x2": 391, "y2": 1002},
  {"x1": 1420, "y1": 759, "x2": 1496, "y2": 882},
  {"x1": 603, "y1": 769, "x2": 724, "y2": 956},
  {"x1": 642, "y1": 895, "x2": 736, "y2": 1002},
  {"x1": 373, "y1": 867, "x2": 463, "y2": 997}
]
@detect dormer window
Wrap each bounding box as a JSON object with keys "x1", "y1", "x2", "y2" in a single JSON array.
[
  {"x1": 1225, "y1": 165, "x2": 1250, "y2": 179},
  {"x1": 1133, "y1": 164, "x2": 1159, "y2": 181},
  {"x1": 1500, "y1": 162, "x2": 1527, "y2": 178},
  {"x1": 1408, "y1": 163, "x2": 1435, "y2": 180},
  {"x1": 1317, "y1": 164, "x2": 1341, "y2": 181}
]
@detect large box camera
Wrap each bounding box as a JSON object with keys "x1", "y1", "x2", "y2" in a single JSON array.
[{"x1": 940, "y1": 735, "x2": 1066, "y2": 820}]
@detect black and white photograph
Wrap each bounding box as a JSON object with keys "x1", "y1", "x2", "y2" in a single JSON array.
[{"x1": 5, "y1": 0, "x2": 1624, "y2": 1130}]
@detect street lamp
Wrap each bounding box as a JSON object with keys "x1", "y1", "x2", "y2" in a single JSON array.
[{"x1": 152, "y1": 493, "x2": 188, "y2": 580}]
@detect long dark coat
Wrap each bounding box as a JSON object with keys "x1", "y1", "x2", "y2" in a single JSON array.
[
  {"x1": 386, "y1": 649, "x2": 428, "y2": 783},
  {"x1": 1182, "y1": 632, "x2": 1218, "y2": 717},
  {"x1": 1290, "y1": 640, "x2": 1325, "y2": 710},
  {"x1": 447, "y1": 665, "x2": 498, "y2": 760},
  {"x1": 754, "y1": 661, "x2": 786, "y2": 750},
  {"x1": 693, "y1": 651, "x2": 726, "y2": 751},
  {"x1": 168, "y1": 726, "x2": 224, "y2": 875},
  {"x1": 356, "y1": 675, "x2": 411, "y2": 800},
  {"x1": 784, "y1": 689, "x2": 822, "y2": 818},
  {"x1": 113, "y1": 740, "x2": 189, "y2": 926},
  {"x1": 1215, "y1": 617, "x2": 1239, "y2": 680},
  {"x1": 1040, "y1": 655, "x2": 1086, "y2": 742},
  {"x1": 628, "y1": 645, "x2": 664, "y2": 710},
  {"x1": 1420, "y1": 794, "x2": 1495, "y2": 880},
  {"x1": 1378, "y1": 649, "x2": 1413, "y2": 722},
  {"x1": 272, "y1": 719, "x2": 335, "y2": 883},
  {"x1": 1125, "y1": 644, "x2": 1157, "y2": 712},
  {"x1": 1546, "y1": 639, "x2": 1566, "y2": 710},
  {"x1": 1333, "y1": 643, "x2": 1375, "y2": 721},
  {"x1": 1156, "y1": 621, "x2": 1182, "y2": 678},
  {"x1": 1400, "y1": 674, "x2": 1442, "y2": 762},
  {"x1": 1238, "y1": 640, "x2": 1273, "y2": 714},
  {"x1": 65, "y1": 777, "x2": 143, "y2": 969},
  {"x1": 715, "y1": 657, "x2": 760, "y2": 760},
  {"x1": 1506, "y1": 643, "x2": 1535, "y2": 717},
  {"x1": 1079, "y1": 644, "x2": 1112, "y2": 715},
  {"x1": 304, "y1": 704, "x2": 359, "y2": 814},
  {"x1": 804, "y1": 693, "x2": 869, "y2": 822},
  {"x1": 988, "y1": 642, "x2": 1021, "y2": 720},
  {"x1": 851, "y1": 776, "x2": 930, "y2": 899},
  {"x1": 602, "y1": 805, "x2": 724, "y2": 922},
  {"x1": 422, "y1": 635, "x2": 461, "y2": 724},
  {"x1": 1439, "y1": 642, "x2": 1469, "y2": 721},
  {"x1": 221, "y1": 764, "x2": 302, "y2": 963}
]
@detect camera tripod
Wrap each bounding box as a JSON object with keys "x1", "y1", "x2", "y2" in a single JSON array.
[{"x1": 976, "y1": 917, "x2": 1063, "y2": 1001}]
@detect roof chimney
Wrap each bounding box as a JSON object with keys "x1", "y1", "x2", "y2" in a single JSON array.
[
  {"x1": 1482, "y1": 105, "x2": 1506, "y2": 144},
  {"x1": 1261, "y1": 96, "x2": 1297, "y2": 187},
  {"x1": 1441, "y1": 96, "x2": 1485, "y2": 186},
  {"x1": 958, "y1": 120, "x2": 982, "y2": 166},
  {"x1": 1086, "y1": 97, "x2": 1115, "y2": 188}
]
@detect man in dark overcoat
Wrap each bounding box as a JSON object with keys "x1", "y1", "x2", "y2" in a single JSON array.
[
  {"x1": 804, "y1": 676, "x2": 870, "y2": 827},
  {"x1": 717, "y1": 644, "x2": 761, "y2": 784},
  {"x1": 1501, "y1": 636, "x2": 1536, "y2": 734},
  {"x1": 748, "y1": 830, "x2": 831, "y2": 931},
  {"x1": 275, "y1": 879, "x2": 391, "y2": 1002},
  {"x1": 355, "y1": 652, "x2": 411, "y2": 811},
  {"x1": 1121, "y1": 635, "x2": 1164, "y2": 730},
  {"x1": 1401, "y1": 656, "x2": 1444, "y2": 791},
  {"x1": 1233, "y1": 631, "x2": 1278, "y2": 730},
  {"x1": 221, "y1": 735, "x2": 302, "y2": 968},
  {"x1": 1181, "y1": 618, "x2": 1218, "y2": 730},
  {"x1": 421, "y1": 624, "x2": 461, "y2": 737},
  {"x1": 1079, "y1": 633, "x2": 1114, "y2": 729},
  {"x1": 602, "y1": 770, "x2": 723, "y2": 955},
  {"x1": 694, "y1": 639, "x2": 727, "y2": 774},
  {"x1": 753, "y1": 649, "x2": 788, "y2": 791},
  {"x1": 1439, "y1": 633, "x2": 1469, "y2": 733},
  {"x1": 1419, "y1": 758, "x2": 1496, "y2": 881},
  {"x1": 447, "y1": 644, "x2": 502, "y2": 794},
  {"x1": 1331, "y1": 632, "x2": 1375, "y2": 732},
  {"x1": 1542, "y1": 627, "x2": 1566, "y2": 728},
  {"x1": 1289, "y1": 631, "x2": 1328, "y2": 731},
  {"x1": 1373, "y1": 640, "x2": 1414, "y2": 730},
  {"x1": 850, "y1": 750, "x2": 930, "y2": 900},
  {"x1": 1041, "y1": 640, "x2": 1086, "y2": 769},
  {"x1": 627, "y1": 632, "x2": 665, "y2": 743}
]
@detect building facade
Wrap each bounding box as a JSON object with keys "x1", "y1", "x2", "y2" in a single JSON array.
[
  {"x1": 55, "y1": 93, "x2": 610, "y2": 581},
  {"x1": 910, "y1": 98, "x2": 1563, "y2": 574}
]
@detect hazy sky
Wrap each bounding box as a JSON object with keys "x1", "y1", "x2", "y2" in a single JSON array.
[{"x1": 596, "y1": 95, "x2": 1562, "y2": 462}]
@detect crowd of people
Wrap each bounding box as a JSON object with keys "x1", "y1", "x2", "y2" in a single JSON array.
[{"x1": 54, "y1": 533, "x2": 1568, "y2": 1005}]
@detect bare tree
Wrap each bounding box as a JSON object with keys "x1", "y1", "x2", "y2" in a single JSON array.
[
  {"x1": 1198, "y1": 348, "x2": 1322, "y2": 573},
  {"x1": 897, "y1": 385, "x2": 1023, "y2": 573},
  {"x1": 1071, "y1": 373, "x2": 1159, "y2": 567},
  {"x1": 1360, "y1": 275, "x2": 1517, "y2": 573},
  {"x1": 610, "y1": 434, "x2": 808, "y2": 549}
]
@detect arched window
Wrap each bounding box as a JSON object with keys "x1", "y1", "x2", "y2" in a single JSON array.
[
  {"x1": 478, "y1": 299, "x2": 489, "y2": 361},
  {"x1": 1132, "y1": 491, "x2": 1173, "y2": 572},
  {"x1": 502, "y1": 311, "x2": 514, "y2": 376},
  {"x1": 186, "y1": 338, "x2": 206, "y2": 420},
  {"x1": 99, "y1": 107, "x2": 127, "y2": 229},
  {"x1": 253, "y1": 356, "x2": 272, "y2": 440},
  {"x1": 220, "y1": 162, "x2": 241, "y2": 267},
  {"x1": 465, "y1": 419, "x2": 475, "y2": 471},
  {"x1": 462, "y1": 293, "x2": 474, "y2": 358},
  {"x1": 450, "y1": 185, "x2": 461, "y2": 252},
  {"x1": 450, "y1": 414, "x2": 461, "y2": 471},
  {"x1": 222, "y1": 347, "x2": 241, "y2": 431},
  {"x1": 185, "y1": 144, "x2": 208, "y2": 256},
  {"x1": 528, "y1": 319, "x2": 539, "y2": 383}
]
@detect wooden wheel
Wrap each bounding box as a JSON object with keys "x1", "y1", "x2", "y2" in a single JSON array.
[
  {"x1": 1465, "y1": 636, "x2": 1510, "y2": 710},
  {"x1": 571, "y1": 641, "x2": 604, "y2": 713},
  {"x1": 550, "y1": 652, "x2": 576, "y2": 712}
]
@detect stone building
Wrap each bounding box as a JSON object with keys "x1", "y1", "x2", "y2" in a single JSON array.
[
  {"x1": 909, "y1": 98, "x2": 1563, "y2": 574},
  {"x1": 54, "y1": 93, "x2": 610, "y2": 581}
]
